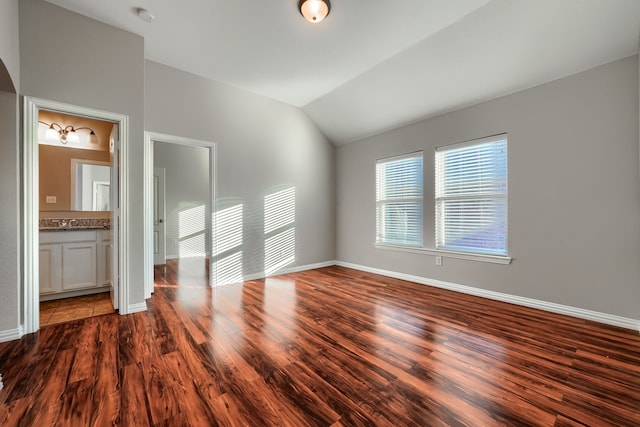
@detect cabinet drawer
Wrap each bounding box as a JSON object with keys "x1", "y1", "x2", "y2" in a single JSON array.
[{"x1": 40, "y1": 230, "x2": 97, "y2": 244}]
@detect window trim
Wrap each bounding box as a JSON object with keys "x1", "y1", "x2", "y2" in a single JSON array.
[{"x1": 375, "y1": 242, "x2": 512, "y2": 264}]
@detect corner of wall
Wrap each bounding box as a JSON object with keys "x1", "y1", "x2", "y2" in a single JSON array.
[{"x1": 0, "y1": 0, "x2": 20, "y2": 92}]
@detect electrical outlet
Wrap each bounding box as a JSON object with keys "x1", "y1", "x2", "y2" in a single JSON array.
[
  {"x1": 45, "y1": 196, "x2": 56, "y2": 204},
  {"x1": 435, "y1": 256, "x2": 442, "y2": 266},
  {"x1": 174, "y1": 240, "x2": 179, "y2": 247}
]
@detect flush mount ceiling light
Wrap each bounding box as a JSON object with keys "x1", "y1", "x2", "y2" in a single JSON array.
[
  {"x1": 39, "y1": 121, "x2": 99, "y2": 145},
  {"x1": 299, "y1": 0, "x2": 330, "y2": 23}
]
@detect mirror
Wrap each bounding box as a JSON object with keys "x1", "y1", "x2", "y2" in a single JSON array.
[
  {"x1": 71, "y1": 159, "x2": 111, "y2": 211},
  {"x1": 38, "y1": 110, "x2": 114, "y2": 213}
]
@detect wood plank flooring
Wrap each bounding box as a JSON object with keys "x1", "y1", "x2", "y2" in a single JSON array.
[{"x1": 0, "y1": 258, "x2": 639, "y2": 426}]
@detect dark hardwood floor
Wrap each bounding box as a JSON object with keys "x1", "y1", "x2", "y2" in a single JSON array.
[{"x1": 0, "y1": 258, "x2": 638, "y2": 426}]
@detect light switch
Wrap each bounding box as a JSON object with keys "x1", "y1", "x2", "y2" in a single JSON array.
[{"x1": 45, "y1": 196, "x2": 56, "y2": 203}]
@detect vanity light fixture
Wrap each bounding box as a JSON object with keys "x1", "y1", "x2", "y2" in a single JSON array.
[
  {"x1": 39, "y1": 121, "x2": 100, "y2": 145},
  {"x1": 299, "y1": 0, "x2": 330, "y2": 23}
]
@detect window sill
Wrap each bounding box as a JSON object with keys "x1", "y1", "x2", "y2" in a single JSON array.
[{"x1": 375, "y1": 243, "x2": 512, "y2": 265}]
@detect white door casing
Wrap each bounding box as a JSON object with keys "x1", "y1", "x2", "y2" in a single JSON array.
[
  {"x1": 153, "y1": 168, "x2": 167, "y2": 265},
  {"x1": 23, "y1": 97, "x2": 131, "y2": 334},
  {"x1": 110, "y1": 124, "x2": 120, "y2": 310},
  {"x1": 143, "y1": 132, "x2": 216, "y2": 295}
]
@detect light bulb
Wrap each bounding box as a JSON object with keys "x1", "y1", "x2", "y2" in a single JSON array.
[
  {"x1": 45, "y1": 126, "x2": 59, "y2": 143},
  {"x1": 67, "y1": 129, "x2": 80, "y2": 144},
  {"x1": 88, "y1": 131, "x2": 100, "y2": 145}
]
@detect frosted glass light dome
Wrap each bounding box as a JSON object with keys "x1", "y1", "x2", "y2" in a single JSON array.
[{"x1": 299, "y1": 0, "x2": 330, "y2": 23}]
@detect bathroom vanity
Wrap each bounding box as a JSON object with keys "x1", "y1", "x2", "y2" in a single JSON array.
[{"x1": 39, "y1": 219, "x2": 112, "y2": 301}]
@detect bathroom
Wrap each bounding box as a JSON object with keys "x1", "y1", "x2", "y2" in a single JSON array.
[{"x1": 38, "y1": 110, "x2": 117, "y2": 325}]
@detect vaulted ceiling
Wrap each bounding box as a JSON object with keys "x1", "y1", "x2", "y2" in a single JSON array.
[{"x1": 45, "y1": 0, "x2": 640, "y2": 145}]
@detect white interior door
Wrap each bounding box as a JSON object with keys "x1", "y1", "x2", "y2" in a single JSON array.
[
  {"x1": 153, "y1": 168, "x2": 167, "y2": 265},
  {"x1": 110, "y1": 124, "x2": 120, "y2": 310}
]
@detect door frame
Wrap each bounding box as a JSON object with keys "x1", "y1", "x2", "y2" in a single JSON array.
[
  {"x1": 143, "y1": 132, "x2": 216, "y2": 296},
  {"x1": 152, "y1": 167, "x2": 166, "y2": 266},
  {"x1": 23, "y1": 96, "x2": 130, "y2": 334}
]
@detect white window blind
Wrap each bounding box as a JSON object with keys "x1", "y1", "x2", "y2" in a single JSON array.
[
  {"x1": 435, "y1": 135, "x2": 507, "y2": 255},
  {"x1": 376, "y1": 152, "x2": 423, "y2": 246}
]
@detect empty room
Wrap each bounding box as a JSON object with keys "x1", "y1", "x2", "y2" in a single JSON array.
[{"x1": 0, "y1": 0, "x2": 639, "y2": 425}]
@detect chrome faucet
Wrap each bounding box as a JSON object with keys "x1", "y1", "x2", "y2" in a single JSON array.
[{"x1": 58, "y1": 219, "x2": 77, "y2": 228}]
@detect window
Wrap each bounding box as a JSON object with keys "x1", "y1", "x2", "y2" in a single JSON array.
[
  {"x1": 376, "y1": 152, "x2": 423, "y2": 246},
  {"x1": 435, "y1": 135, "x2": 507, "y2": 255}
]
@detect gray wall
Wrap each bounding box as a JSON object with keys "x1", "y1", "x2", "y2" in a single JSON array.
[
  {"x1": 19, "y1": 0, "x2": 146, "y2": 305},
  {"x1": 0, "y1": 90, "x2": 19, "y2": 332},
  {"x1": 154, "y1": 142, "x2": 211, "y2": 259},
  {"x1": 145, "y1": 60, "x2": 336, "y2": 277},
  {"x1": 0, "y1": 0, "x2": 20, "y2": 332},
  {"x1": 337, "y1": 55, "x2": 640, "y2": 320},
  {"x1": 0, "y1": 0, "x2": 19, "y2": 91}
]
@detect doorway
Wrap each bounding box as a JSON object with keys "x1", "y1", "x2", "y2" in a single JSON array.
[
  {"x1": 37, "y1": 109, "x2": 117, "y2": 325},
  {"x1": 23, "y1": 97, "x2": 130, "y2": 334},
  {"x1": 143, "y1": 132, "x2": 215, "y2": 295}
]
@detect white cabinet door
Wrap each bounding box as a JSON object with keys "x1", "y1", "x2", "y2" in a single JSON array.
[
  {"x1": 39, "y1": 244, "x2": 62, "y2": 294},
  {"x1": 97, "y1": 236, "x2": 112, "y2": 286},
  {"x1": 62, "y1": 242, "x2": 97, "y2": 290}
]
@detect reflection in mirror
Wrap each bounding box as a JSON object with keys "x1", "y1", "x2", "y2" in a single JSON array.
[
  {"x1": 39, "y1": 110, "x2": 114, "y2": 212},
  {"x1": 71, "y1": 159, "x2": 111, "y2": 211}
]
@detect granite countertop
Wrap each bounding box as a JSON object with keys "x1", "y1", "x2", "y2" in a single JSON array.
[
  {"x1": 39, "y1": 218, "x2": 111, "y2": 231},
  {"x1": 40, "y1": 226, "x2": 111, "y2": 231}
]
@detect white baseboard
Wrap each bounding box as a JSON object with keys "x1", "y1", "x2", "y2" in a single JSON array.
[
  {"x1": 217, "y1": 261, "x2": 338, "y2": 286},
  {"x1": 40, "y1": 286, "x2": 110, "y2": 302},
  {"x1": 166, "y1": 253, "x2": 208, "y2": 260},
  {"x1": 241, "y1": 272, "x2": 263, "y2": 282},
  {"x1": 276, "y1": 261, "x2": 337, "y2": 276},
  {"x1": 254, "y1": 261, "x2": 336, "y2": 280},
  {"x1": 0, "y1": 327, "x2": 22, "y2": 343},
  {"x1": 336, "y1": 261, "x2": 640, "y2": 332},
  {"x1": 127, "y1": 302, "x2": 148, "y2": 314}
]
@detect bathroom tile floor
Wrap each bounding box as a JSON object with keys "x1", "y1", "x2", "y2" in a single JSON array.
[{"x1": 40, "y1": 293, "x2": 115, "y2": 326}]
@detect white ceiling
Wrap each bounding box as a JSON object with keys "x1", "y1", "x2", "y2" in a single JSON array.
[{"x1": 45, "y1": 0, "x2": 640, "y2": 145}]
